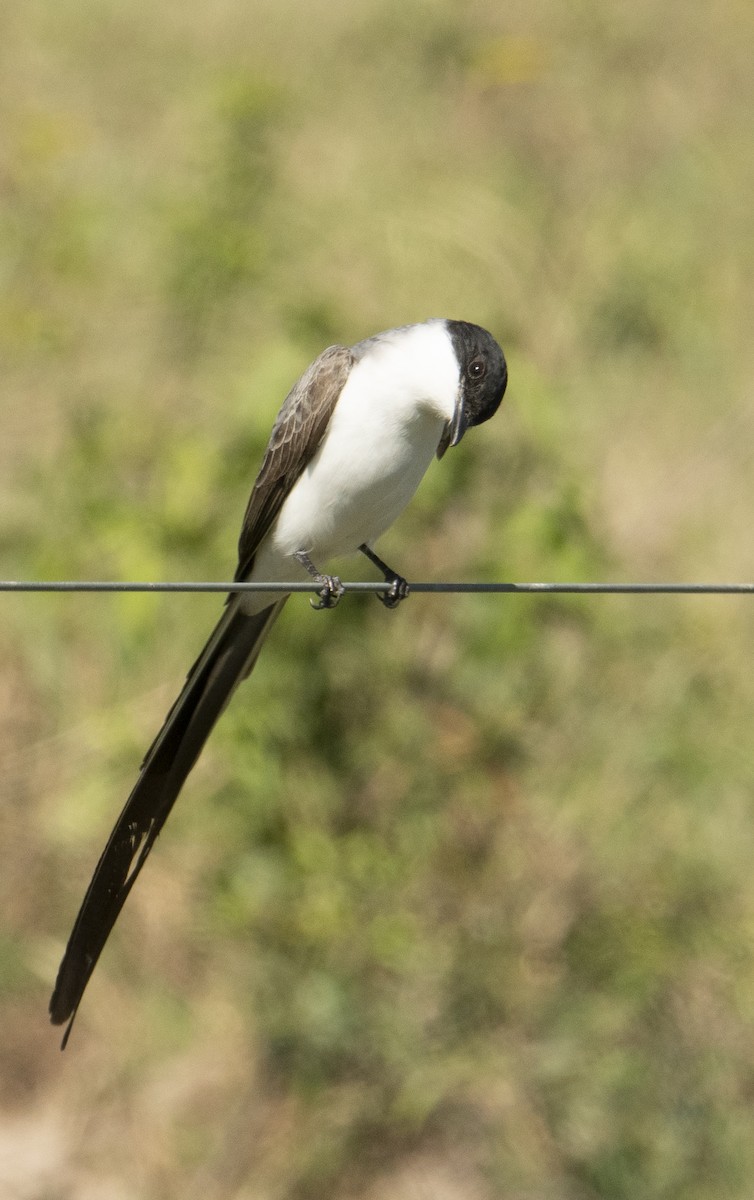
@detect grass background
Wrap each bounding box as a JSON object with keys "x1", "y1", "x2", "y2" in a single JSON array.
[{"x1": 2, "y1": 1, "x2": 754, "y2": 1196}]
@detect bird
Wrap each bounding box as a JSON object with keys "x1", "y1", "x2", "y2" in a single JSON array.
[{"x1": 49, "y1": 318, "x2": 508, "y2": 1046}]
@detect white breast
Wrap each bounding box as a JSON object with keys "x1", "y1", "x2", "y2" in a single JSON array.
[{"x1": 251, "y1": 321, "x2": 460, "y2": 585}]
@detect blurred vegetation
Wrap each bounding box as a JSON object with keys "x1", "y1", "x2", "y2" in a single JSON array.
[{"x1": 2, "y1": 1, "x2": 754, "y2": 1197}]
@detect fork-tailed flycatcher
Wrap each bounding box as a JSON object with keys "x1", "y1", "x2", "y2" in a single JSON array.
[{"x1": 49, "y1": 318, "x2": 507, "y2": 1045}]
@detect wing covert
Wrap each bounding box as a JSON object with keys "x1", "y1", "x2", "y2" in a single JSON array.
[{"x1": 235, "y1": 344, "x2": 353, "y2": 580}]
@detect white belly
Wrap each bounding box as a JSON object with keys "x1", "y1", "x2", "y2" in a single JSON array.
[
  {"x1": 263, "y1": 405, "x2": 444, "y2": 562},
  {"x1": 245, "y1": 321, "x2": 459, "y2": 607}
]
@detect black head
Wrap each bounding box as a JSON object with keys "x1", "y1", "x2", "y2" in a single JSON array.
[{"x1": 438, "y1": 320, "x2": 508, "y2": 457}]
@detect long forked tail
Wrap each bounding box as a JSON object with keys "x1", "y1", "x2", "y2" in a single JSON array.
[{"x1": 49, "y1": 597, "x2": 286, "y2": 1047}]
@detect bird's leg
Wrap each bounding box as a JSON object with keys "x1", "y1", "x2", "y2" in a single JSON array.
[
  {"x1": 294, "y1": 550, "x2": 345, "y2": 610},
  {"x1": 359, "y1": 544, "x2": 410, "y2": 609}
]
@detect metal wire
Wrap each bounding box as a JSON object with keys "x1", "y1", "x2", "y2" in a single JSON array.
[{"x1": 1, "y1": 580, "x2": 753, "y2": 595}]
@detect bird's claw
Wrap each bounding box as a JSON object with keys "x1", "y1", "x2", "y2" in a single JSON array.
[
  {"x1": 310, "y1": 575, "x2": 345, "y2": 610},
  {"x1": 378, "y1": 575, "x2": 410, "y2": 609}
]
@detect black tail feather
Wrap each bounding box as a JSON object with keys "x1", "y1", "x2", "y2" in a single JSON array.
[{"x1": 49, "y1": 598, "x2": 285, "y2": 1046}]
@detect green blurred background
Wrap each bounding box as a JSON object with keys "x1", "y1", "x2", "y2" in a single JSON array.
[{"x1": 2, "y1": 1, "x2": 754, "y2": 1196}]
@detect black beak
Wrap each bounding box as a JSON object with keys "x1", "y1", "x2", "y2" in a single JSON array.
[{"x1": 436, "y1": 398, "x2": 467, "y2": 460}]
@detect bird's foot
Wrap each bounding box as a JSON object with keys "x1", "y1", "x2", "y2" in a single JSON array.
[
  {"x1": 294, "y1": 551, "x2": 345, "y2": 611},
  {"x1": 378, "y1": 573, "x2": 410, "y2": 609},
  {"x1": 358, "y1": 544, "x2": 410, "y2": 609},
  {"x1": 311, "y1": 574, "x2": 345, "y2": 610}
]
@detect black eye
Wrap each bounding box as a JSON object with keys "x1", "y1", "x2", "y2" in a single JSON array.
[{"x1": 467, "y1": 357, "x2": 486, "y2": 381}]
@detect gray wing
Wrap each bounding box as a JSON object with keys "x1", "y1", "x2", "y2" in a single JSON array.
[{"x1": 235, "y1": 344, "x2": 354, "y2": 581}]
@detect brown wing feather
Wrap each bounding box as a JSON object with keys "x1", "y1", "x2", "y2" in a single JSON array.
[{"x1": 235, "y1": 344, "x2": 354, "y2": 580}]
